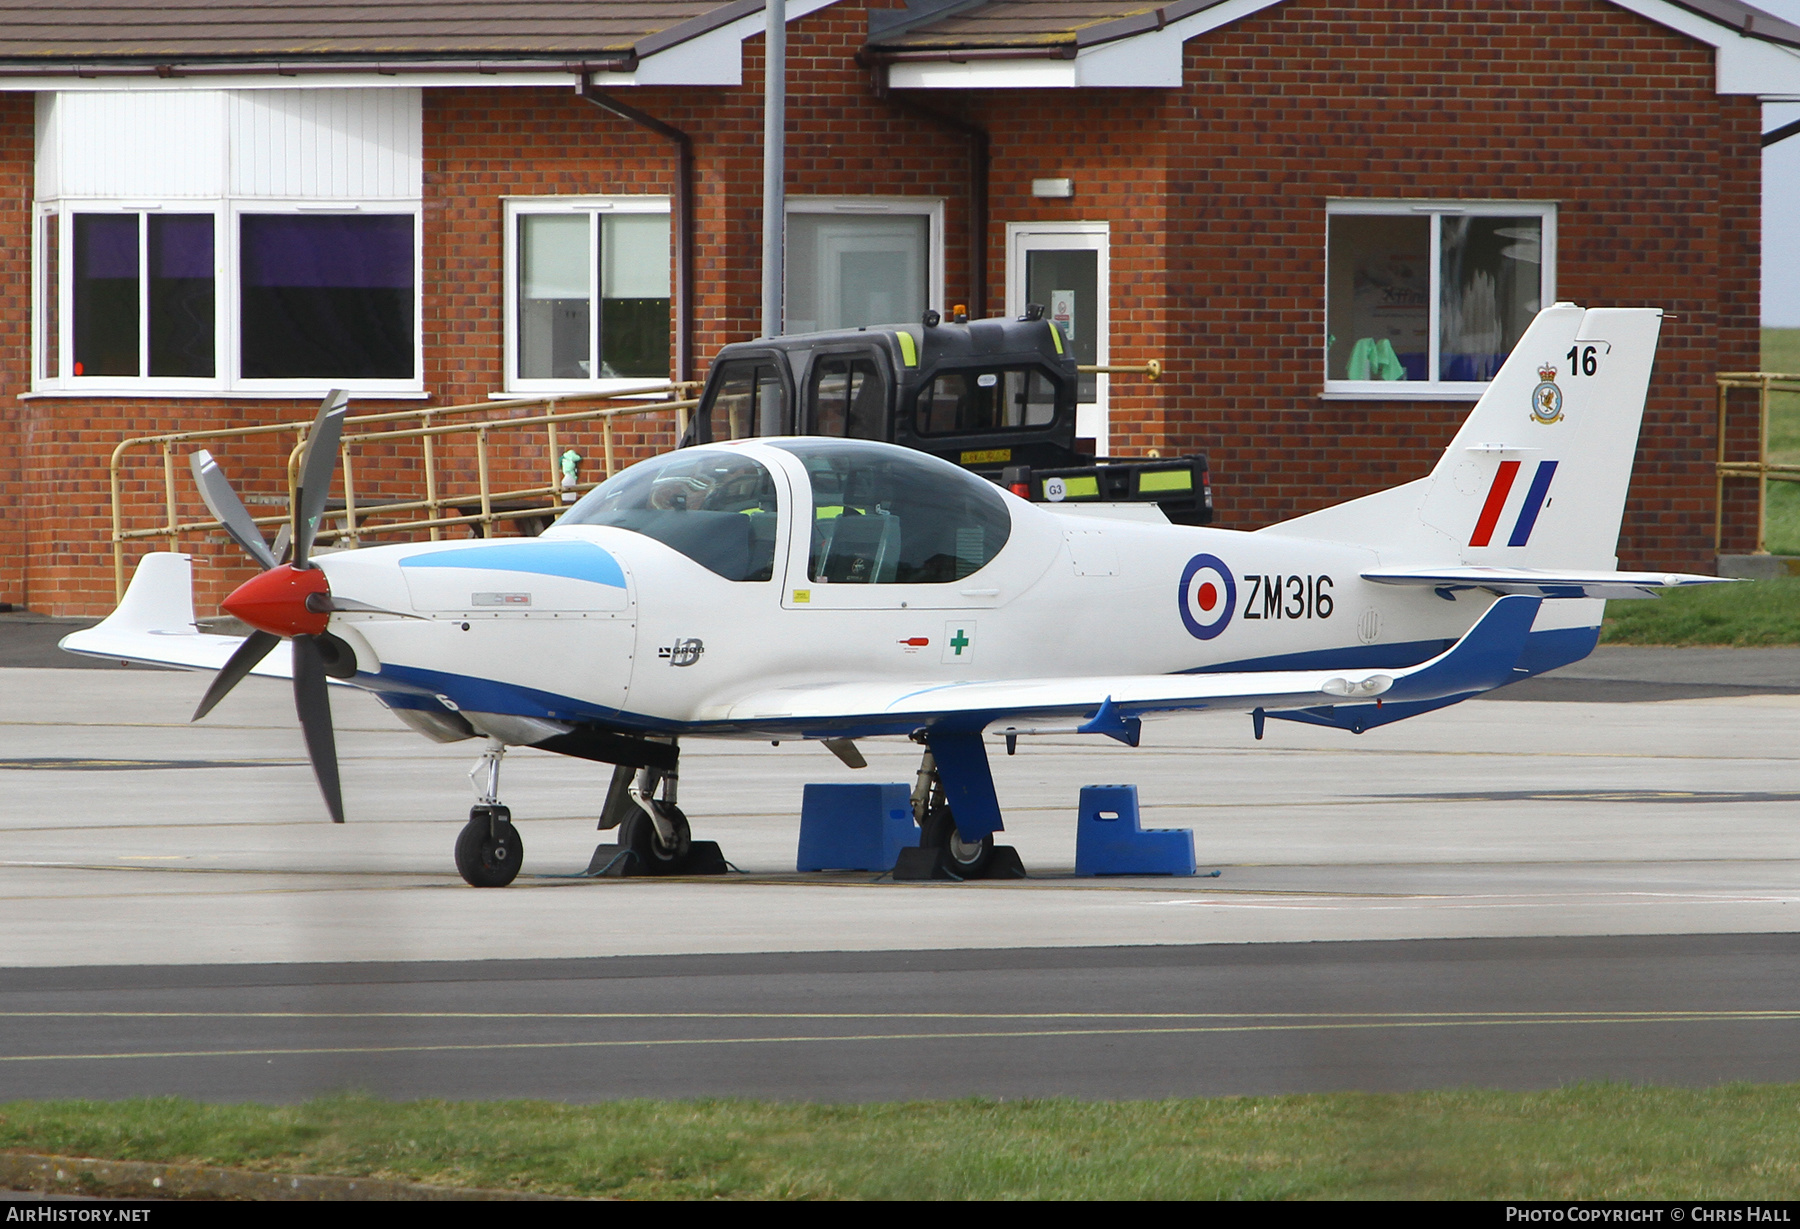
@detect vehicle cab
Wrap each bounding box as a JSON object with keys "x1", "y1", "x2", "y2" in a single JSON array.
[{"x1": 681, "y1": 314, "x2": 1213, "y2": 526}]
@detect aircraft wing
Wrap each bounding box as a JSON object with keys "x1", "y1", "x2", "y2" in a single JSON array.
[
  {"x1": 1362, "y1": 566, "x2": 1730, "y2": 600},
  {"x1": 708, "y1": 594, "x2": 1545, "y2": 737}
]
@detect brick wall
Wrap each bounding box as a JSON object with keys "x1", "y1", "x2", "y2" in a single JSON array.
[
  {"x1": 962, "y1": 0, "x2": 1759, "y2": 572},
  {"x1": 0, "y1": 0, "x2": 1765, "y2": 615}
]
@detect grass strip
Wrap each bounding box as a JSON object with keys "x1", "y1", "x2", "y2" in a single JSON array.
[
  {"x1": 5, "y1": 1085, "x2": 1800, "y2": 1200},
  {"x1": 1601, "y1": 578, "x2": 1800, "y2": 646}
]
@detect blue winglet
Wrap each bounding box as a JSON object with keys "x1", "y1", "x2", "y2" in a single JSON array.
[
  {"x1": 1078, "y1": 696, "x2": 1142, "y2": 747},
  {"x1": 1379, "y1": 594, "x2": 1542, "y2": 704}
]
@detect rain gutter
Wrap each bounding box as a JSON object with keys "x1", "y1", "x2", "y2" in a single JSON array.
[{"x1": 579, "y1": 81, "x2": 695, "y2": 383}]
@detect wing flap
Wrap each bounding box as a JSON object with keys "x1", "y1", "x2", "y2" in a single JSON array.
[{"x1": 1363, "y1": 566, "x2": 1730, "y2": 600}]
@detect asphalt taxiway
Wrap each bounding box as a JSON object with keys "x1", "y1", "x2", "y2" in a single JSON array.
[{"x1": 3, "y1": 632, "x2": 1798, "y2": 1099}]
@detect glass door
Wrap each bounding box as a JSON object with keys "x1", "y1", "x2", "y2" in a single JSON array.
[{"x1": 1006, "y1": 224, "x2": 1109, "y2": 454}]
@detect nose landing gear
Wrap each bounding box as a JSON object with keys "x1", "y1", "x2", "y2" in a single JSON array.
[{"x1": 455, "y1": 738, "x2": 523, "y2": 887}]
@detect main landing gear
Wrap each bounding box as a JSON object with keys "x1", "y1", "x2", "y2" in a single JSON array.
[
  {"x1": 586, "y1": 755, "x2": 727, "y2": 877},
  {"x1": 894, "y1": 735, "x2": 1026, "y2": 881},
  {"x1": 455, "y1": 739, "x2": 523, "y2": 887}
]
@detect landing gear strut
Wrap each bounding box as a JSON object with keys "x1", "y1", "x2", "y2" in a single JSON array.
[
  {"x1": 893, "y1": 736, "x2": 1025, "y2": 881},
  {"x1": 913, "y1": 749, "x2": 994, "y2": 877},
  {"x1": 455, "y1": 738, "x2": 523, "y2": 887},
  {"x1": 587, "y1": 752, "x2": 728, "y2": 877}
]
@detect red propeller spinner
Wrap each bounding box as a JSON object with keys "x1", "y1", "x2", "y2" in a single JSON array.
[{"x1": 222, "y1": 564, "x2": 331, "y2": 638}]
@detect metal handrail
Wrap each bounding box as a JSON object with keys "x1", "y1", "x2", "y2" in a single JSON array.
[
  {"x1": 1714, "y1": 371, "x2": 1800, "y2": 554},
  {"x1": 109, "y1": 384, "x2": 700, "y2": 600}
]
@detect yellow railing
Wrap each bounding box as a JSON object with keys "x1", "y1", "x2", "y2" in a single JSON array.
[
  {"x1": 1715, "y1": 371, "x2": 1800, "y2": 554},
  {"x1": 109, "y1": 385, "x2": 698, "y2": 600}
]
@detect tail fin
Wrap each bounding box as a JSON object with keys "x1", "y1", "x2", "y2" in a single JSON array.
[{"x1": 1266, "y1": 303, "x2": 1662, "y2": 568}]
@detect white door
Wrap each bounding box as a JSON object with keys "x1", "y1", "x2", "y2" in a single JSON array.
[{"x1": 1006, "y1": 223, "x2": 1109, "y2": 455}]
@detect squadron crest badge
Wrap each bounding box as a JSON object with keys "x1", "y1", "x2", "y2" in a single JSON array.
[{"x1": 1530, "y1": 363, "x2": 1564, "y2": 425}]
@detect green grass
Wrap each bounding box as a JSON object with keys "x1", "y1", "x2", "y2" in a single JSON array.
[
  {"x1": 5, "y1": 1087, "x2": 1800, "y2": 1199},
  {"x1": 1601, "y1": 577, "x2": 1800, "y2": 646}
]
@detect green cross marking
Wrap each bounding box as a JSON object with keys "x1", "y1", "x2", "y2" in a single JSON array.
[{"x1": 950, "y1": 629, "x2": 970, "y2": 656}]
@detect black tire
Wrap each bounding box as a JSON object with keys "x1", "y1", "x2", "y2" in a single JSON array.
[
  {"x1": 621, "y1": 805, "x2": 693, "y2": 874},
  {"x1": 920, "y1": 800, "x2": 993, "y2": 878},
  {"x1": 455, "y1": 812, "x2": 523, "y2": 887}
]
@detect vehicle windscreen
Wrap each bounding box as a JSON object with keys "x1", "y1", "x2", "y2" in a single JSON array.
[
  {"x1": 915, "y1": 366, "x2": 1058, "y2": 435},
  {"x1": 558, "y1": 450, "x2": 779, "y2": 581},
  {"x1": 698, "y1": 359, "x2": 789, "y2": 440},
  {"x1": 770, "y1": 439, "x2": 1011, "y2": 584}
]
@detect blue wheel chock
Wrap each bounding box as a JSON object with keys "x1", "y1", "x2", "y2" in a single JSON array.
[
  {"x1": 797, "y1": 782, "x2": 919, "y2": 872},
  {"x1": 1075, "y1": 784, "x2": 1195, "y2": 877}
]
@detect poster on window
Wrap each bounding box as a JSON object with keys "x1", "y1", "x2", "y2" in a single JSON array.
[{"x1": 1049, "y1": 290, "x2": 1076, "y2": 344}]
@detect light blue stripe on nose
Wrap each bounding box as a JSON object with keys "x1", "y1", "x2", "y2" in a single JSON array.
[{"x1": 399, "y1": 541, "x2": 626, "y2": 588}]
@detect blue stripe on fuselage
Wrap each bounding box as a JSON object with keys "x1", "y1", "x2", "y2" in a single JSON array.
[{"x1": 399, "y1": 540, "x2": 626, "y2": 587}]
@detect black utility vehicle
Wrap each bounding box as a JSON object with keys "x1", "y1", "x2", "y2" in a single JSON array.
[{"x1": 682, "y1": 310, "x2": 1212, "y2": 525}]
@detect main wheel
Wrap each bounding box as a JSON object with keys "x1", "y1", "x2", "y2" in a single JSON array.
[
  {"x1": 920, "y1": 800, "x2": 993, "y2": 878},
  {"x1": 620, "y1": 804, "x2": 693, "y2": 874},
  {"x1": 455, "y1": 812, "x2": 524, "y2": 887}
]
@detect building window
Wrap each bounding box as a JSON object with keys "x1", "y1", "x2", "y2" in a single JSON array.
[
  {"x1": 1324, "y1": 201, "x2": 1555, "y2": 399},
  {"x1": 64, "y1": 212, "x2": 216, "y2": 380},
  {"x1": 506, "y1": 198, "x2": 672, "y2": 392},
  {"x1": 34, "y1": 88, "x2": 423, "y2": 396},
  {"x1": 784, "y1": 198, "x2": 944, "y2": 335},
  {"x1": 240, "y1": 213, "x2": 413, "y2": 380}
]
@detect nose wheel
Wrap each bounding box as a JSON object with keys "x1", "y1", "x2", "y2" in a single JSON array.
[{"x1": 456, "y1": 804, "x2": 523, "y2": 887}]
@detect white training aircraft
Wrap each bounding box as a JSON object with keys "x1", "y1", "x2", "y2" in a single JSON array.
[{"x1": 63, "y1": 303, "x2": 1723, "y2": 885}]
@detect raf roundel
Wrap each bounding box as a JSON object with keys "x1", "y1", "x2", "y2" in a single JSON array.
[{"x1": 1178, "y1": 553, "x2": 1236, "y2": 640}]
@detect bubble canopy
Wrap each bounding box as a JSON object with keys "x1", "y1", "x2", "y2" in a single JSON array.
[
  {"x1": 769, "y1": 439, "x2": 1011, "y2": 584},
  {"x1": 558, "y1": 449, "x2": 781, "y2": 581},
  {"x1": 558, "y1": 441, "x2": 1013, "y2": 585}
]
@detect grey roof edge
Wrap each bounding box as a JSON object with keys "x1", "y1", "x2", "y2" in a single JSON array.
[
  {"x1": 635, "y1": 0, "x2": 769, "y2": 59},
  {"x1": 0, "y1": 51, "x2": 639, "y2": 73},
  {"x1": 1072, "y1": 0, "x2": 1237, "y2": 50},
  {"x1": 868, "y1": 0, "x2": 995, "y2": 42},
  {"x1": 0, "y1": 0, "x2": 770, "y2": 74},
  {"x1": 864, "y1": 0, "x2": 1277, "y2": 54},
  {"x1": 1665, "y1": 0, "x2": 1800, "y2": 52},
  {"x1": 867, "y1": 0, "x2": 1800, "y2": 55}
]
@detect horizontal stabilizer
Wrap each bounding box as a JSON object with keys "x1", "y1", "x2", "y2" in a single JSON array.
[
  {"x1": 1362, "y1": 566, "x2": 1731, "y2": 601},
  {"x1": 59, "y1": 551, "x2": 295, "y2": 681}
]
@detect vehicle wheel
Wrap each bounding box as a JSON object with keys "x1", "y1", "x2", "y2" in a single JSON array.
[
  {"x1": 920, "y1": 800, "x2": 993, "y2": 878},
  {"x1": 455, "y1": 812, "x2": 523, "y2": 887},
  {"x1": 621, "y1": 805, "x2": 693, "y2": 874}
]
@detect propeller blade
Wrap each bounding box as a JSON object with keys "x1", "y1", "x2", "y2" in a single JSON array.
[
  {"x1": 191, "y1": 629, "x2": 280, "y2": 722},
  {"x1": 190, "y1": 451, "x2": 278, "y2": 571},
  {"x1": 271, "y1": 521, "x2": 292, "y2": 565},
  {"x1": 292, "y1": 390, "x2": 348, "y2": 571},
  {"x1": 306, "y1": 593, "x2": 424, "y2": 619},
  {"x1": 291, "y1": 635, "x2": 346, "y2": 823}
]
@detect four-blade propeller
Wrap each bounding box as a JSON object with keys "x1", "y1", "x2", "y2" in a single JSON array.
[{"x1": 189, "y1": 391, "x2": 352, "y2": 823}]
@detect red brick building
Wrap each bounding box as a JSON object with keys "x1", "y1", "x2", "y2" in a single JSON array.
[{"x1": 3, "y1": 0, "x2": 1797, "y2": 615}]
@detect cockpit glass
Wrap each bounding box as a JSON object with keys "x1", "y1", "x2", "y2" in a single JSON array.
[
  {"x1": 768, "y1": 440, "x2": 1011, "y2": 584},
  {"x1": 558, "y1": 450, "x2": 779, "y2": 581}
]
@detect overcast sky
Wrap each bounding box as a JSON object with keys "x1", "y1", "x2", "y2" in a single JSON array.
[{"x1": 1759, "y1": 0, "x2": 1800, "y2": 326}]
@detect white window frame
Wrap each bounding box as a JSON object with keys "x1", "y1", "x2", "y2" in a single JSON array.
[
  {"x1": 33, "y1": 198, "x2": 424, "y2": 397},
  {"x1": 782, "y1": 196, "x2": 946, "y2": 335},
  {"x1": 1005, "y1": 221, "x2": 1110, "y2": 454},
  {"x1": 502, "y1": 195, "x2": 674, "y2": 397},
  {"x1": 1323, "y1": 199, "x2": 1557, "y2": 401}
]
